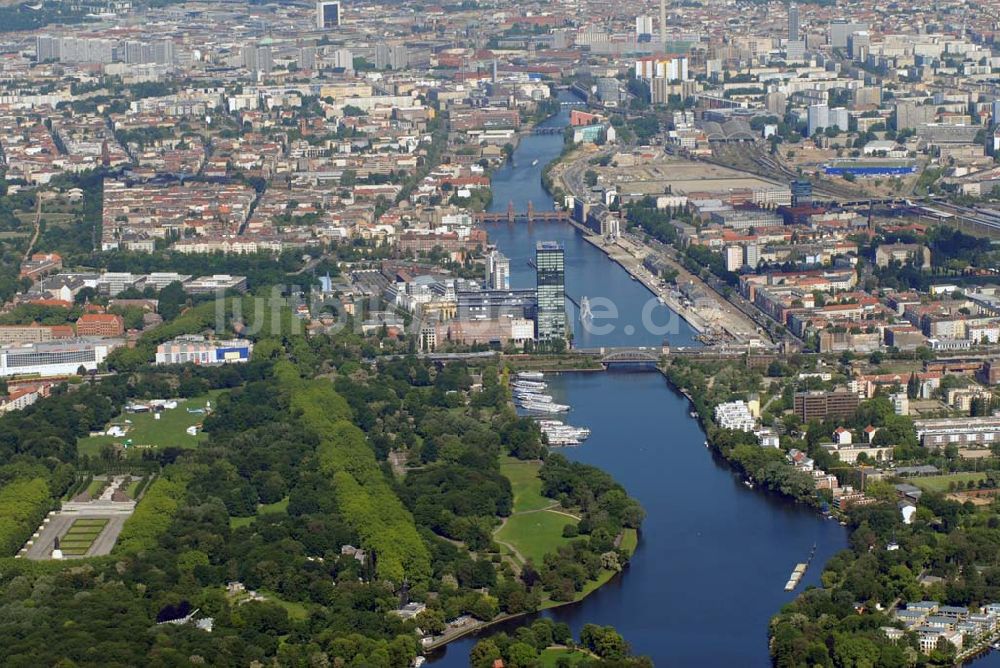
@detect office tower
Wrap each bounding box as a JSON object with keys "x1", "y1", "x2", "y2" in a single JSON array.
[
  {"x1": 485, "y1": 250, "x2": 510, "y2": 291},
  {"x1": 535, "y1": 241, "x2": 566, "y2": 342},
  {"x1": 316, "y1": 0, "x2": 341, "y2": 28},
  {"x1": 790, "y1": 179, "x2": 813, "y2": 206},
  {"x1": 659, "y1": 0, "x2": 667, "y2": 44},
  {"x1": 992, "y1": 100, "x2": 1000, "y2": 128},
  {"x1": 788, "y1": 3, "x2": 799, "y2": 42}
]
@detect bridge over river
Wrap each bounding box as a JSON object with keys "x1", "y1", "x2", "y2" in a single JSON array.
[{"x1": 474, "y1": 201, "x2": 568, "y2": 224}]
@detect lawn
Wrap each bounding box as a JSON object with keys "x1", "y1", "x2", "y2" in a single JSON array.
[
  {"x1": 86, "y1": 479, "x2": 107, "y2": 498},
  {"x1": 59, "y1": 518, "x2": 109, "y2": 556},
  {"x1": 501, "y1": 457, "x2": 553, "y2": 513},
  {"x1": 223, "y1": 586, "x2": 310, "y2": 621},
  {"x1": 78, "y1": 391, "x2": 223, "y2": 457},
  {"x1": 912, "y1": 472, "x2": 987, "y2": 493},
  {"x1": 496, "y1": 510, "x2": 576, "y2": 566},
  {"x1": 539, "y1": 648, "x2": 590, "y2": 667},
  {"x1": 260, "y1": 590, "x2": 310, "y2": 621},
  {"x1": 229, "y1": 497, "x2": 290, "y2": 529}
]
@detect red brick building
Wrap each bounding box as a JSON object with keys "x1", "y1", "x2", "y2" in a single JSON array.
[{"x1": 76, "y1": 314, "x2": 125, "y2": 337}]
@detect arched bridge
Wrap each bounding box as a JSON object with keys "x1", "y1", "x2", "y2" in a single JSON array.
[{"x1": 575, "y1": 347, "x2": 665, "y2": 364}]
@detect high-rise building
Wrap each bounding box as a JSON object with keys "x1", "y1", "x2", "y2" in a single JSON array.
[
  {"x1": 829, "y1": 107, "x2": 849, "y2": 133},
  {"x1": 635, "y1": 56, "x2": 688, "y2": 81},
  {"x1": 807, "y1": 103, "x2": 829, "y2": 136},
  {"x1": 243, "y1": 45, "x2": 273, "y2": 74},
  {"x1": 991, "y1": 100, "x2": 1000, "y2": 127},
  {"x1": 485, "y1": 250, "x2": 510, "y2": 290},
  {"x1": 39, "y1": 36, "x2": 115, "y2": 64},
  {"x1": 375, "y1": 44, "x2": 408, "y2": 70},
  {"x1": 333, "y1": 48, "x2": 353, "y2": 71},
  {"x1": 848, "y1": 31, "x2": 870, "y2": 60},
  {"x1": 299, "y1": 46, "x2": 317, "y2": 70},
  {"x1": 791, "y1": 179, "x2": 813, "y2": 206},
  {"x1": 535, "y1": 241, "x2": 566, "y2": 342},
  {"x1": 828, "y1": 19, "x2": 867, "y2": 48},
  {"x1": 316, "y1": 0, "x2": 341, "y2": 28},
  {"x1": 786, "y1": 40, "x2": 806, "y2": 62},
  {"x1": 635, "y1": 16, "x2": 653, "y2": 38},
  {"x1": 766, "y1": 91, "x2": 787, "y2": 115},
  {"x1": 659, "y1": 0, "x2": 667, "y2": 44},
  {"x1": 596, "y1": 78, "x2": 622, "y2": 104},
  {"x1": 36, "y1": 36, "x2": 60, "y2": 62},
  {"x1": 895, "y1": 100, "x2": 936, "y2": 130},
  {"x1": 788, "y1": 3, "x2": 800, "y2": 42}
]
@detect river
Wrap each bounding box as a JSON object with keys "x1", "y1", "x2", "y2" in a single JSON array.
[{"x1": 426, "y1": 95, "x2": 849, "y2": 666}]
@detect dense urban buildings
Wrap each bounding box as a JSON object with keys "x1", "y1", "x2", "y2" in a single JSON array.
[{"x1": 2, "y1": 0, "x2": 1000, "y2": 666}]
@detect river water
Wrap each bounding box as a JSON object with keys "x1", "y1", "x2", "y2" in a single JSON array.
[{"x1": 426, "y1": 96, "x2": 849, "y2": 666}]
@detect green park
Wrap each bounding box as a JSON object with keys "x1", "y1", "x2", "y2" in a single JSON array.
[{"x1": 77, "y1": 390, "x2": 223, "y2": 458}]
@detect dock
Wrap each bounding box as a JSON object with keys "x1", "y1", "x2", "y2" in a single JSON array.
[{"x1": 784, "y1": 543, "x2": 817, "y2": 592}]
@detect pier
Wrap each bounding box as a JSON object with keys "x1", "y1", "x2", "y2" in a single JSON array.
[
  {"x1": 475, "y1": 201, "x2": 569, "y2": 224},
  {"x1": 784, "y1": 543, "x2": 817, "y2": 591}
]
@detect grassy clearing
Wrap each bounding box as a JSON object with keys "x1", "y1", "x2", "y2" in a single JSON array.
[
  {"x1": 229, "y1": 497, "x2": 290, "y2": 529},
  {"x1": 619, "y1": 527, "x2": 638, "y2": 554},
  {"x1": 501, "y1": 457, "x2": 553, "y2": 513},
  {"x1": 539, "y1": 648, "x2": 590, "y2": 667},
  {"x1": 912, "y1": 472, "x2": 987, "y2": 492},
  {"x1": 496, "y1": 511, "x2": 575, "y2": 566},
  {"x1": 260, "y1": 590, "x2": 310, "y2": 621},
  {"x1": 77, "y1": 391, "x2": 222, "y2": 457}
]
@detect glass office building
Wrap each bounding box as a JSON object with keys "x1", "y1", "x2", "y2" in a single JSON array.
[{"x1": 535, "y1": 241, "x2": 566, "y2": 342}]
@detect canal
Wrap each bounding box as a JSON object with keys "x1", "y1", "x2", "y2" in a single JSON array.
[{"x1": 426, "y1": 97, "x2": 849, "y2": 666}]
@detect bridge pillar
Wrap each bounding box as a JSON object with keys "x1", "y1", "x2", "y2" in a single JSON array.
[
  {"x1": 507, "y1": 200, "x2": 515, "y2": 224},
  {"x1": 526, "y1": 200, "x2": 534, "y2": 222}
]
